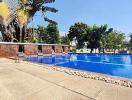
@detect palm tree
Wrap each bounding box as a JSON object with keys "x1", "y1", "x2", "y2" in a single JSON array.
[
  {"x1": 0, "y1": 1, "x2": 12, "y2": 41},
  {"x1": 0, "y1": 0, "x2": 58, "y2": 42}
]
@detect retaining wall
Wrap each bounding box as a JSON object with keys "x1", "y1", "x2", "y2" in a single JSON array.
[
  {"x1": 24, "y1": 44, "x2": 38, "y2": 56},
  {"x1": 0, "y1": 44, "x2": 19, "y2": 57},
  {"x1": 0, "y1": 42, "x2": 68, "y2": 58}
]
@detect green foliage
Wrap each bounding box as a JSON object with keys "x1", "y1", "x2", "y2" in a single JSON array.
[
  {"x1": 37, "y1": 26, "x2": 49, "y2": 43},
  {"x1": 25, "y1": 27, "x2": 38, "y2": 43},
  {"x1": 46, "y1": 23, "x2": 60, "y2": 44},
  {"x1": 71, "y1": 48, "x2": 77, "y2": 53},
  {"x1": 0, "y1": 0, "x2": 58, "y2": 42},
  {"x1": 61, "y1": 36, "x2": 70, "y2": 45},
  {"x1": 37, "y1": 24, "x2": 60, "y2": 44},
  {"x1": 129, "y1": 33, "x2": 132, "y2": 52},
  {"x1": 85, "y1": 24, "x2": 113, "y2": 52},
  {"x1": 21, "y1": 0, "x2": 58, "y2": 24},
  {"x1": 26, "y1": 23, "x2": 60, "y2": 44},
  {"x1": 68, "y1": 22, "x2": 87, "y2": 49},
  {"x1": 102, "y1": 31, "x2": 125, "y2": 49},
  {"x1": 70, "y1": 23, "x2": 113, "y2": 52},
  {"x1": 67, "y1": 22, "x2": 127, "y2": 53},
  {"x1": 80, "y1": 49, "x2": 84, "y2": 52}
]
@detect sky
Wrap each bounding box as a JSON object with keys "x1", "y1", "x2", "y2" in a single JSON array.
[{"x1": 28, "y1": 0, "x2": 132, "y2": 36}]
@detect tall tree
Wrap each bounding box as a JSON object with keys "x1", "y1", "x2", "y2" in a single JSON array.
[
  {"x1": 25, "y1": 27, "x2": 38, "y2": 43},
  {"x1": 61, "y1": 35, "x2": 70, "y2": 45},
  {"x1": 0, "y1": 0, "x2": 58, "y2": 42},
  {"x1": 68, "y1": 22, "x2": 87, "y2": 49},
  {"x1": 101, "y1": 31, "x2": 125, "y2": 53},
  {"x1": 129, "y1": 33, "x2": 132, "y2": 52},
  {"x1": 85, "y1": 24, "x2": 113, "y2": 53},
  {"x1": 36, "y1": 25, "x2": 49, "y2": 43},
  {"x1": 46, "y1": 23, "x2": 60, "y2": 44}
]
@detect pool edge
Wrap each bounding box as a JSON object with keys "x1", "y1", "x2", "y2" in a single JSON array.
[{"x1": 15, "y1": 58, "x2": 132, "y2": 88}]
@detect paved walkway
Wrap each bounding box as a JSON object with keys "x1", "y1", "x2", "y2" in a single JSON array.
[{"x1": 0, "y1": 58, "x2": 132, "y2": 100}]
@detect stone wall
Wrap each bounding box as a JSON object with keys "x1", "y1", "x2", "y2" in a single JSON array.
[
  {"x1": 24, "y1": 44, "x2": 38, "y2": 55},
  {"x1": 54, "y1": 46, "x2": 63, "y2": 53},
  {"x1": 63, "y1": 46, "x2": 68, "y2": 53},
  {"x1": 42, "y1": 46, "x2": 52, "y2": 54},
  {"x1": 42, "y1": 45, "x2": 68, "y2": 54},
  {"x1": 0, "y1": 44, "x2": 19, "y2": 57},
  {"x1": 0, "y1": 42, "x2": 68, "y2": 57}
]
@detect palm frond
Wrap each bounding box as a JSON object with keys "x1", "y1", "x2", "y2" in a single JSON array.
[
  {"x1": 43, "y1": 0, "x2": 55, "y2": 3},
  {"x1": 42, "y1": 6, "x2": 58, "y2": 13},
  {"x1": 44, "y1": 17, "x2": 57, "y2": 25}
]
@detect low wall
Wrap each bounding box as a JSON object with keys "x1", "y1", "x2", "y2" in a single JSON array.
[
  {"x1": 0, "y1": 42, "x2": 68, "y2": 58},
  {"x1": 63, "y1": 46, "x2": 68, "y2": 53},
  {"x1": 42, "y1": 46, "x2": 52, "y2": 54},
  {"x1": 0, "y1": 44, "x2": 19, "y2": 57},
  {"x1": 24, "y1": 44, "x2": 38, "y2": 56},
  {"x1": 54, "y1": 46, "x2": 63, "y2": 53}
]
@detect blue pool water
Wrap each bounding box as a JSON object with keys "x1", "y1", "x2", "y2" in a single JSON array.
[{"x1": 25, "y1": 53, "x2": 132, "y2": 79}]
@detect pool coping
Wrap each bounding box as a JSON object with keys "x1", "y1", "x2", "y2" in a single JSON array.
[
  {"x1": 13, "y1": 57, "x2": 132, "y2": 88},
  {"x1": 69, "y1": 53, "x2": 132, "y2": 55}
]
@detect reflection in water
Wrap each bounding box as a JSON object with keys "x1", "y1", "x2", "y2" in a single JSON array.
[
  {"x1": 84, "y1": 54, "x2": 89, "y2": 61},
  {"x1": 122, "y1": 56, "x2": 131, "y2": 65},
  {"x1": 100, "y1": 55, "x2": 110, "y2": 62},
  {"x1": 69, "y1": 54, "x2": 78, "y2": 66},
  {"x1": 70, "y1": 54, "x2": 77, "y2": 61}
]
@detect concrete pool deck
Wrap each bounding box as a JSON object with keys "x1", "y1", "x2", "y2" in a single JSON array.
[{"x1": 0, "y1": 58, "x2": 132, "y2": 100}]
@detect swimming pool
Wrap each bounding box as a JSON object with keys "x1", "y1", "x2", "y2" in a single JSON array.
[{"x1": 25, "y1": 53, "x2": 132, "y2": 79}]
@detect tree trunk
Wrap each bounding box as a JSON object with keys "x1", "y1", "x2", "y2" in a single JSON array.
[
  {"x1": 13, "y1": 22, "x2": 20, "y2": 42},
  {"x1": 1, "y1": 25, "x2": 11, "y2": 42},
  {"x1": 0, "y1": 25, "x2": 6, "y2": 41},
  {"x1": 103, "y1": 48, "x2": 105, "y2": 53},
  {"x1": 90, "y1": 48, "x2": 94, "y2": 53},
  {"x1": 22, "y1": 25, "x2": 26, "y2": 43},
  {"x1": 19, "y1": 25, "x2": 23, "y2": 43},
  {"x1": 114, "y1": 49, "x2": 116, "y2": 54},
  {"x1": 99, "y1": 48, "x2": 101, "y2": 53}
]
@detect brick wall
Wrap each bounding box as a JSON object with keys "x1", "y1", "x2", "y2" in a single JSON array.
[
  {"x1": 42, "y1": 46, "x2": 53, "y2": 54},
  {"x1": 63, "y1": 46, "x2": 68, "y2": 53},
  {"x1": 54, "y1": 46, "x2": 63, "y2": 53},
  {"x1": 24, "y1": 44, "x2": 38, "y2": 55},
  {"x1": 0, "y1": 44, "x2": 19, "y2": 57},
  {"x1": 0, "y1": 43, "x2": 68, "y2": 57}
]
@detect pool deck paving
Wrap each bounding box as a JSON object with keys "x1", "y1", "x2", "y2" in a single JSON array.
[{"x1": 0, "y1": 58, "x2": 132, "y2": 100}]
